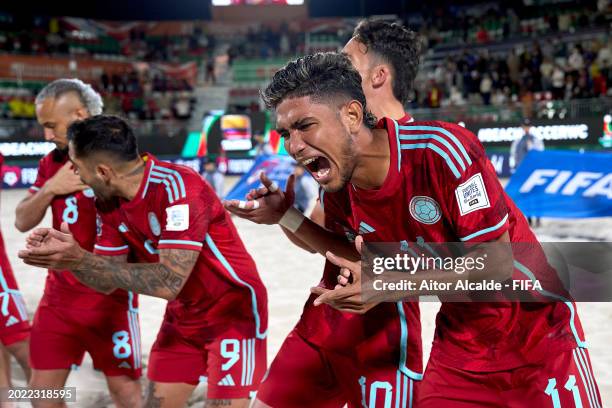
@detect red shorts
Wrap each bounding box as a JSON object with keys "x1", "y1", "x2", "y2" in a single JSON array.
[
  {"x1": 147, "y1": 322, "x2": 267, "y2": 399},
  {"x1": 417, "y1": 346, "x2": 602, "y2": 408},
  {"x1": 257, "y1": 329, "x2": 421, "y2": 408},
  {"x1": 0, "y1": 258, "x2": 30, "y2": 346},
  {"x1": 30, "y1": 298, "x2": 142, "y2": 379}
]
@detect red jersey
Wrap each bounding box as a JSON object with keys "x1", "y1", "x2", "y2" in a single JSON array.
[
  {"x1": 315, "y1": 117, "x2": 585, "y2": 371},
  {"x1": 30, "y1": 150, "x2": 129, "y2": 308},
  {"x1": 94, "y1": 154, "x2": 268, "y2": 339},
  {"x1": 295, "y1": 113, "x2": 424, "y2": 381}
]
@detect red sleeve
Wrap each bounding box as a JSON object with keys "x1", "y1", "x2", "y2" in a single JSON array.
[
  {"x1": 93, "y1": 211, "x2": 129, "y2": 256},
  {"x1": 428, "y1": 124, "x2": 509, "y2": 242},
  {"x1": 29, "y1": 156, "x2": 48, "y2": 194},
  {"x1": 157, "y1": 175, "x2": 212, "y2": 252}
]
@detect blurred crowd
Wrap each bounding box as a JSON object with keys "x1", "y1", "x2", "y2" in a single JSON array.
[
  {"x1": 1, "y1": 69, "x2": 195, "y2": 120},
  {"x1": 0, "y1": 14, "x2": 215, "y2": 62},
  {"x1": 416, "y1": 37, "x2": 612, "y2": 109}
]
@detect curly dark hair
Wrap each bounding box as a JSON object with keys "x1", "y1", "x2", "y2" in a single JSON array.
[
  {"x1": 261, "y1": 52, "x2": 377, "y2": 128},
  {"x1": 352, "y1": 18, "x2": 424, "y2": 104}
]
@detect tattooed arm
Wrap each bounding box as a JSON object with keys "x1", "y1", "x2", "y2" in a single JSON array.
[
  {"x1": 71, "y1": 249, "x2": 198, "y2": 300},
  {"x1": 19, "y1": 224, "x2": 199, "y2": 300}
]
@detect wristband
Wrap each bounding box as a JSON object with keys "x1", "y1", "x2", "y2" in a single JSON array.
[{"x1": 279, "y1": 207, "x2": 305, "y2": 233}]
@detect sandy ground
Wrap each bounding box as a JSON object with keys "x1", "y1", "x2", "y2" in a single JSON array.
[{"x1": 1, "y1": 187, "x2": 610, "y2": 407}]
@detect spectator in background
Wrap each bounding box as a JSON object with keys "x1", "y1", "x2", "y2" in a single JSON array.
[
  {"x1": 480, "y1": 73, "x2": 493, "y2": 105},
  {"x1": 292, "y1": 165, "x2": 318, "y2": 215},
  {"x1": 551, "y1": 63, "x2": 566, "y2": 99},
  {"x1": 205, "y1": 58, "x2": 216, "y2": 85},
  {"x1": 203, "y1": 159, "x2": 225, "y2": 198},
  {"x1": 510, "y1": 118, "x2": 545, "y2": 226}
]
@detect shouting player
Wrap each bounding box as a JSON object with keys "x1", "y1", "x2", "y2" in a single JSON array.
[
  {"x1": 227, "y1": 20, "x2": 426, "y2": 408},
  {"x1": 244, "y1": 52, "x2": 602, "y2": 407},
  {"x1": 0, "y1": 152, "x2": 31, "y2": 385},
  {"x1": 20, "y1": 115, "x2": 268, "y2": 408},
  {"x1": 14, "y1": 79, "x2": 142, "y2": 407}
]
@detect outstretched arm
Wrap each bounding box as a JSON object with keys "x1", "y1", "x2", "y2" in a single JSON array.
[
  {"x1": 224, "y1": 172, "x2": 359, "y2": 261},
  {"x1": 19, "y1": 224, "x2": 198, "y2": 300}
]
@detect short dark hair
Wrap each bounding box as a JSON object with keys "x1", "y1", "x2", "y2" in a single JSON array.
[
  {"x1": 261, "y1": 52, "x2": 377, "y2": 128},
  {"x1": 353, "y1": 18, "x2": 423, "y2": 104},
  {"x1": 67, "y1": 115, "x2": 138, "y2": 162}
]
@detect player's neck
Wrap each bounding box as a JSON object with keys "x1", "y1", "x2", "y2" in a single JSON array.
[
  {"x1": 373, "y1": 98, "x2": 405, "y2": 122},
  {"x1": 350, "y1": 128, "x2": 390, "y2": 190},
  {"x1": 115, "y1": 158, "x2": 146, "y2": 201}
]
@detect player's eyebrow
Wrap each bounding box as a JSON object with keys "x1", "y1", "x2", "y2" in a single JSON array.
[{"x1": 276, "y1": 117, "x2": 316, "y2": 134}]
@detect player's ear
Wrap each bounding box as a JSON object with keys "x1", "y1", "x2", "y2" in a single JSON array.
[
  {"x1": 344, "y1": 100, "x2": 364, "y2": 133},
  {"x1": 96, "y1": 163, "x2": 113, "y2": 181},
  {"x1": 74, "y1": 106, "x2": 88, "y2": 120},
  {"x1": 371, "y1": 64, "x2": 389, "y2": 89}
]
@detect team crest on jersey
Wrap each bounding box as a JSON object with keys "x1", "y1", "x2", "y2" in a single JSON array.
[
  {"x1": 83, "y1": 188, "x2": 95, "y2": 198},
  {"x1": 148, "y1": 212, "x2": 161, "y2": 236},
  {"x1": 454, "y1": 172, "x2": 490, "y2": 216},
  {"x1": 409, "y1": 196, "x2": 441, "y2": 224}
]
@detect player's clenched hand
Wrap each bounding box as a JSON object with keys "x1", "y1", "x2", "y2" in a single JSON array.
[
  {"x1": 311, "y1": 237, "x2": 378, "y2": 314},
  {"x1": 18, "y1": 222, "x2": 85, "y2": 270},
  {"x1": 223, "y1": 171, "x2": 296, "y2": 225},
  {"x1": 45, "y1": 162, "x2": 88, "y2": 196}
]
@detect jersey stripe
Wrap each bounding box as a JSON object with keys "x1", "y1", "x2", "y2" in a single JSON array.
[
  {"x1": 578, "y1": 348, "x2": 601, "y2": 408},
  {"x1": 153, "y1": 165, "x2": 187, "y2": 199},
  {"x1": 150, "y1": 177, "x2": 176, "y2": 203},
  {"x1": 395, "y1": 370, "x2": 401, "y2": 408},
  {"x1": 205, "y1": 234, "x2": 267, "y2": 339},
  {"x1": 94, "y1": 244, "x2": 129, "y2": 252},
  {"x1": 400, "y1": 143, "x2": 461, "y2": 179},
  {"x1": 459, "y1": 214, "x2": 509, "y2": 241},
  {"x1": 399, "y1": 133, "x2": 466, "y2": 171},
  {"x1": 573, "y1": 349, "x2": 596, "y2": 408},
  {"x1": 396, "y1": 302, "x2": 424, "y2": 380},
  {"x1": 141, "y1": 160, "x2": 155, "y2": 198},
  {"x1": 399, "y1": 125, "x2": 472, "y2": 166},
  {"x1": 158, "y1": 239, "x2": 203, "y2": 248},
  {"x1": 514, "y1": 260, "x2": 587, "y2": 348},
  {"x1": 151, "y1": 170, "x2": 180, "y2": 201},
  {"x1": 392, "y1": 119, "x2": 402, "y2": 171}
]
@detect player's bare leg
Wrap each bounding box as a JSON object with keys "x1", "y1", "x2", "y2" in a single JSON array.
[
  {"x1": 0, "y1": 345, "x2": 10, "y2": 388},
  {"x1": 144, "y1": 381, "x2": 195, "y2": 408},
  {"x1": 29, "y1": 369, "x2": 70, "y2": 408},
  {"x1": 5, "y1": 340, "x2": 31, "y2": 381},
  {"x1": 105, "y1": 374, "x2": 142, "y2": 408}
]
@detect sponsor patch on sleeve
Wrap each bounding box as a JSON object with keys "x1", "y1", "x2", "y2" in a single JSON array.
[
  {"x1": 165, "y1": 204, "x2": 190, "y2": 231},
  {"x1": 455, "y1": 173, "x2": 490, "y2": 215}
]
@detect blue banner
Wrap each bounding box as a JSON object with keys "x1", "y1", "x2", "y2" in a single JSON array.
[
  {"x1": 224, "y1": 154, "x2": 296, "y2": 200},
  {"x1": 505, "y1": 151, "x2": 612, "y2": 218}
]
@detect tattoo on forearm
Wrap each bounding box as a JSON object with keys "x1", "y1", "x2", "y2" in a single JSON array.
[{"x1": 71, "y1": 249, "x2": 199, "y2": 298}]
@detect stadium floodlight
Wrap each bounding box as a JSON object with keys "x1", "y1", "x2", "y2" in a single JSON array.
[{"x1": 212, "y1": 0, "x2": 232, "y2": 5}]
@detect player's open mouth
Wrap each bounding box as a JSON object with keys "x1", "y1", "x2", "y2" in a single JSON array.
[{"x1": 302, "y1": 156, "x2": 331, "y2": 181}]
